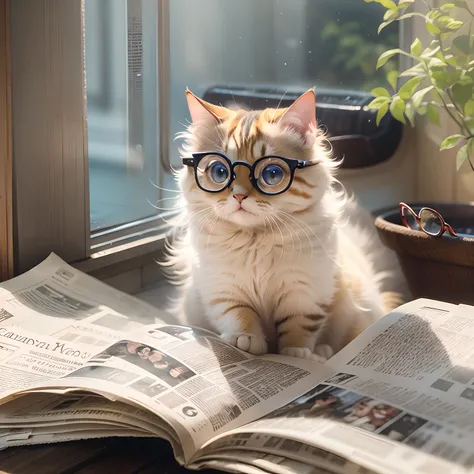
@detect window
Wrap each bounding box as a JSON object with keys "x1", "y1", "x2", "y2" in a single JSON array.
[
  {"x1": 84, "y1": 0, "x2": 397, "y2": 244},
  {"x1": 9, "y1": 0, "x2": 402, "y2": 278}
]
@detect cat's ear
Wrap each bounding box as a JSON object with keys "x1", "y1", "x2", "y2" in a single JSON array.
[
  {"x1": 186, "y1": 89, "x2": 229, "y2": 125},
  {"x1": 278, "y1": 89, "x2": 316, "y2": 146}
]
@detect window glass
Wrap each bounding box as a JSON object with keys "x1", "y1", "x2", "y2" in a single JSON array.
[
  {"x1": 85, "y1": 0, "x2": 397, "y2": 233},
  {"x1": 85, "y1": 0, "x2": 159, "y2": 231},
  {"x1": 166, "y1": 0, "x2": 397, "y2": 186}
]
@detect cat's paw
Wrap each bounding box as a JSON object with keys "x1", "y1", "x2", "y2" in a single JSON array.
[
  {"x1": 314, "y1": 344, "x2": 334, "y2": 361},
  {"x1": 220, "y1": 333, "x2": 268, "y2": 355},
  {"x1": 279, "y1": 346, "x2": 327, "y2": 363}
]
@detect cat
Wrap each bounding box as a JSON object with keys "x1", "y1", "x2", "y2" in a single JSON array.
[{"x1": 162, "y1": 88, "x2": 402, "y2": 362}]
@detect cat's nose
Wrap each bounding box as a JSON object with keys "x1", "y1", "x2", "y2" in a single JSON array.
[{"x1": 233, "y1": 194, "x2": 248, "y2": 203}]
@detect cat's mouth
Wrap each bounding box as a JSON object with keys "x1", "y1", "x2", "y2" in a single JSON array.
[{"x1": 234, "y1": 205, "x2": 253, "y2": 215}]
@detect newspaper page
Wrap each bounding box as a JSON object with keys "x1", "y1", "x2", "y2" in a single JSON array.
[
  {"x1": 0, "y1": 252, "x2": 167, "y2": 348},
  {"x1": 0, "y1": 391, "x2": 182, "y2": 454},
  {"x1": 0, "y1": 252, "x2": 337, "y2": 463},
  {"x1": 12, "y1": 321, "x2": 336, "y2": 462},
  {"x1": 194, "y1": 449, "x2": 374, "y2": 474},
  {"x1": 0, "y1": 253, "x2": 169, "y2": 400},
  {"x1": 198, "y1": 299, "x2": 474, "y2": 474}
]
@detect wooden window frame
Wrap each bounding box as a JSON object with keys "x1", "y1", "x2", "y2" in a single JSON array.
[{"x1": 0, "y1": 0, "x2": 13, "y2": 282}]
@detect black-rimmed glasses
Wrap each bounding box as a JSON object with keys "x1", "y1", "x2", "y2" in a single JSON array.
[{"x1": 182, "y1": 152, "x2": 318, "y2": 196}]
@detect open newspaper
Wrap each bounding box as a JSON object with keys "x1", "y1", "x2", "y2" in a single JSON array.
[{"x1": 0, "y1": 254, "x2": 473, "y2": 474}]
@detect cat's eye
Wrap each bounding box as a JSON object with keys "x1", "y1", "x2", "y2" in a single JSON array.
[
  {"x1": 195, "y1": 154, "x2": 231, "y2": 191},
  {"x1": 261, "y1": 164, "x2": 284, "y2": 186},
  {"x1": 254, "y1": 158, "x2": 291, "y2": 194},
  {"x1": 209, "y1": 162, "x2": 229, "y2": 184}
]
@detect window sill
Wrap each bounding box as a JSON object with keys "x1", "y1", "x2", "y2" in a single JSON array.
[{"x1": 72, "y1": 232, "x2": 168, "y2": 294}]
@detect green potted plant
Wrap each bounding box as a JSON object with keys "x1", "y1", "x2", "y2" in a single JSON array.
[{"x1": 367, "y1": 0, "x2": 474, "y2": 304}]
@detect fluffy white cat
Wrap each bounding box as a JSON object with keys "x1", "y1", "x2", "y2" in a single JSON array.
[{"x1": 162, "y1": 88, "x2": 402, "y2": 362}]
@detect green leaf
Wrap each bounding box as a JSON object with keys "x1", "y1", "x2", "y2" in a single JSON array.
[
  {"x1": 371, "y1": 87, "x2": 391, "y2": 98},
  {"x1": 378, "y1": 21, "x2": 393, "y2": 34},
  {"x1": 366, "y1": 0, "x2": 397, "y2": 7},
  {"x1": 387, "y1": 70, "x2": 398, "y2": 91},
  {"x1": 376, "y1": 102, "x2": 390, "y2": 126},
  {"x1": 399, "y1": 77, "x2": 422, "y2": 100},
  {"x1": 440, "y1": 134, "x2": 463, "y2": 150},
  {"x1": 378, "y1": 0, "x2": 397, "y2": 8},
  {"x1": 421, "y1": 45, "x2": 441, "y2": 58},
  {"x1": 440, "y1": 3, "x2": 455, "y2": 11},
  {"x1": 412, "y1": 85, "x2": 435, "y2": 109},
  {"x1": 445, "y1": 19, "x2": 463, "y2": 30},
  {"x1": 427, "y1": 103, "x2": 440, "y2": 125},
  {"x1": 384, "y1": 9, "x2": 398, "y2": 20},
  {"x1": 399, "y1": 63, "x2": 427, "y2": 78},
  {"x1": 404, "y1": 102, "x2": 416, "y2": 127},
  {"x1": 410, "y1": 38, "x2": 422, "y2": 56},
  {"x1": 452, "y1": 35, "x2": 471, "y2": 55},
  {"x1": 376, "y1": 49, "x2": 412, "y2": 69},
  {"x1": 452, "y1": 83, "x2": 473, "y2": 108},
  {"x1": 436, "y1": 15, "x2": 454, "y2": 28},
  {"x1": 367, "y1": 97, "x2": 391, "y2": 110},
  {"x1": 465, "y1": 99, "x2": 474, "y2": 117},
  {"x1": 428, "y1": 57, "x2": 447, "y2": 68},
  {"x1": 390, "y1": 96, "x2": 407, "y2": 124},
  {"x1": 428, "y1": 10, "x2": 442, "y2": 20},
  {"x1": 457, "y1": 144, "x2": 468, "y2": 170},
  {"x1": 426, "y1": 21, "x2": 441, "y2": 36},
  {"x1": 446, "y1": 55, "x2": 458, "y2": 67},
  {"x1": 430, "y1": 69, "x2": 451, "y2": 90},
  {"x1": 417, "y1": 105, "x2": 428, "y2": 115}
]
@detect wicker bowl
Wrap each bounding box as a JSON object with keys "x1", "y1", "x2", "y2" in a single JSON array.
[{"x1": 374, "y1": 202, "x2": 474, "y2": 305}]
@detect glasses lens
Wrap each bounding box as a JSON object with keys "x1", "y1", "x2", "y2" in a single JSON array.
[
  {"x1": 402, "y1": 207, "x2": 419, "y2": 230},
  {"x1": 419, "y1": 209, "x2": 443, "y2": 236},
  {"x1": 254, "y1": 158, "x2": 291, "y2": 194},
  {"x1": 196, "y1": 154, "x2": 231, "y2": 191}
]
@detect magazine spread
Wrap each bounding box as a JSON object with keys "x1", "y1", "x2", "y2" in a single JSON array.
[{"x1": 0, "y1": 254, "x2": 474, "y2": 474}]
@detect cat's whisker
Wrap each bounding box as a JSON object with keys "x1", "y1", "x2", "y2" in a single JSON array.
[
  {"x1": 266, "y1": 213, "x2": 285, "y2": 262},
  {"x1": 206, "y1": 215, "x2": 220, "y2": 248},
  {"x1": 148, "y1": 179, "x2": 182, "y2": 193},
  {"x1": 274, "y1": 212, "x2": 302, "y2": 256},
  {"x1": 196, "y1": 210, "x2": 215, "y2": 237},
  {"x1": 190, "y1": 209, "x2": 214, "y2": 229},
  {"x1": 205, "y1": 203, "x2": 224, "y2": 247},
  {"x1": 152, "y1": 196, "x2": 185, "y2": 207},
  {"x1": 271, "y1": 88, "x2": 289, "y2": 123},
  {"x1": 275, "y1": 210, "x2": 317, "y2": 260},
  {"x1": 146, "y1": 197, "x2": 186, "y2": 213},
  {"x1": 269, "y1": 211, "x2": 295, "y2": 255},
  {"x1": 278, "y1": 211, "x2": 340, "y2": 266}
]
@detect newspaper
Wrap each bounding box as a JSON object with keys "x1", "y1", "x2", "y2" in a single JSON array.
[{"x1": 1, "y1": 254, "x2": 474, "y2": 474}]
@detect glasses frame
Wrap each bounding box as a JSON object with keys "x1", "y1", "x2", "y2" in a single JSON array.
[
  {"x1": 399, "y1": 202, "x2": 458, "y2": 238},
  {"x1": 182, "y1": 151, "x2": 318, "y2": 196}
]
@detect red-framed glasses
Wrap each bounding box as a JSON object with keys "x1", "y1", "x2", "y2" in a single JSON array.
[{"x1": 399, "y1": 202, "x2": 458, "y2": 238}]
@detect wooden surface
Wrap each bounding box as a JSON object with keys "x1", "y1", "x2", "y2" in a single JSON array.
[
  {"x1": 0, "y1": 438, "x2": 221, "y2": 474},
  {"x1": 0, "y1": 0, "x2": 13, "y2": 282}
]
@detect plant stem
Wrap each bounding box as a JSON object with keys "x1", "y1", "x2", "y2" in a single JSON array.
[
  {"x1": 421, "y1": 0, "x2": 431, "y2": 11},
  {"x1": 424, "y1": 64, "x2": 467, "y2": 132},
  {"x1": 437, "y1": 32, "x2": 473, "y2": 136}
]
